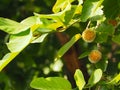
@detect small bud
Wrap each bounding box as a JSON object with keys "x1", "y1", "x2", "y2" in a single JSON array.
[
  {"x1": 82, "y1": 29, "x2": 96, "y2": 43},
  {"x1": 88, "y1": 50, "x2": 102, "y2": 63}
]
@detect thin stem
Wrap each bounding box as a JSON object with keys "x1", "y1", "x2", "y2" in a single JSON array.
[{"x1": 86, "y1": 21, "x2": 91, "y2": 29}]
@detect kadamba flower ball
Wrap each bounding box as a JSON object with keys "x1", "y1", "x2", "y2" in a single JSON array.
[
  {"x1": 82, "y1": 29, "x2": 96, "y2": 43},
  {"x1": 88, "y1": 50, "x2": 102, "y2": 63}
]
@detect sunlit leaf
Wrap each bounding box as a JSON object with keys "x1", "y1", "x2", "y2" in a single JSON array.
[
  {"x1": 0, "y1": 17, "x2": 21, "y2": 34},
  {"x1": 30, "y1": 77, "x2": 72, "y2": 90},
  {"x1": 21, "y1": 16, "x2": 42, "y2": 32},
  {"x1": 64, "y1": 6, "x2": 77, "y2": 25},
  {"x1": 0, "y1": 30, "x2": 33, "y2": 71},
  {"x1": 52, "y1": 0, "x2": 74, "y2": 13},
  {"x1": 30, "y1": 24, "x2": 41, "y2": 32},
  {"x1": 31, "y1": 33, "x2": 48, "y2": 43},
  {"x1": 0, "y1": 17, "x2": 42, "y2": 34},
  {"x1": 35, "y1": 2, "x2": 72, "y2": 26},
  {"x1": 35, "y1": 0, "x2": 83, "y2": 28},
  {"x1": 64, "y1": 5, "x2": 81, "y2": 25},
  {"x1": 74, "y1": 69, "x2": 86, "y2": 90},
  {"x1": 36, "y1": 28, "x2": 53, "y2": 33},
  {"x1": 80, "y1": 0, "x2": 104, "y2": 22},
  {"x1": 78, "y1": 0, "x2": 83, "y2": 5},
  {"x1": 6, "y1": 29, "x2": 32, "y2": 52},
  {"x1": 21, "y1": 16, "x2": 41, "y2": 25},
  {"x1": 108, "y1": 73, "x2": 120, "y2": 85},
  {"x1": 56, "y1": 34, "x2": 81, "y2": 59},
  {"x1": 35, "y1": 2, "x2": 73, "y2": 26},
  {"x1": 87, "y1": 69, "x2": 102, "y2": 87},
  {"x1": 34, "y1": 13, "x2": 65, "y2": 30},
  {"x1": 52, "y1": 0, "x2": 83, "y2": 13},
  {"x1": 90, "y1": 15, "x2": 104, "y2": 21},
  {"x1": 0, "y1": 52, "x2": 19, "y2": 71}
]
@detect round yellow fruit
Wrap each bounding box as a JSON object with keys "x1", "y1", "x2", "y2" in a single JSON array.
[
  {"x1": 88, "y1": 50, "x2": 102, "y2": 63},
  {"x1": 82, "y1": 29, "x2": 96, "y2": 43}
]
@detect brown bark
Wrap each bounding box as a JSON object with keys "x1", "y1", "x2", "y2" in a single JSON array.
[
  {"x1": 56, "y1": 32, "x2": 88, "y2": 88},
  {"x1": 56, "y1": 32, "x2": 81, "y2": 87},
  {"x1": 56, "y1": 32, "x2": 81, "y2": 74}
]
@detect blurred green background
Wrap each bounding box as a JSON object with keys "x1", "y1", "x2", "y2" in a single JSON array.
[{"x1": 0, "y1": 0, "x2": 64, "y2": 90}]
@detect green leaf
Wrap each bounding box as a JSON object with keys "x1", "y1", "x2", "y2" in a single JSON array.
[
  {"x1": 80, "y1": 0, "x2": 104, "y2": 22},
  {"x1": 0, "y1": 17, "x2": 41, "y2": 34},
  {"x1": 20, "y1": 16, "x2": 42, "y2": 32},
  {"x1": 35, "y1": 2, "x2": 73, "y2": 26},
  {"x1": 30, "y1": 77, "x2": 72, "y2": 90},
  {"x1": 63, "y1": 0, "x2": 83, "y2": 25},
  {"x1": 95, "y1": 32, "x2": 108, "y2": 43},
  {"x1": 64, "y1": 4, "x2": 82, "y2": 25},
  {"x1": 0, "y1": 52, "x2": 19, "y2": 71},
  {"x1": 95, "y1": 22, "x2": 114, "y2": 43},
  {"x1": 64, "y1": 6, "x2": 78, "y2": 25},
  {"x1": 108, "y1": 73, "x2": 120, "y2": 85},
  {"x1": 112, "y1": 34, "x2": 120, "y2": 45},
  {"x1": 21, "y1": 16, "x2": 41, "y2": 25},
  {"x1": 56, "y1": 34, "x2": 81, "y2": 59},
  {"x1": 0, "y1": 17, "x2": 51, "y2": 71},
  {"x1": 0, "y1": 17, "x2": 20, "y2": 34},
  {"x1": 96, "y1": 23, "x2": 114, "y2": 35},
  {"x1": 90, "y1": 15, "x2": 104, "y2": 21},
  {"x1": 31, "y1": 33, "x2": 48, "y2": 43},
  {"x1": 78, "y1": 0, "x2": 83, "y2": 5},
  {"x1": 0, "y1": 29, "x2": 32, "y2": 71},
  {"x1": 36, "y1": 28, "x2": 53, "y2": 33},
  {"x1": 103, "y1": 0, "x2": 120, "y2": 19},
  {"x1": 34, "y1": 12, "x2": 65, "y2": 30},
  {"x1": 87, "y1": 69, "x2": 102, "y2": 87},
  {"x1": 52, "y1": 0, "x2": 74, "y2": 13},
  {"x1": 6, "y1": 29, "x2": 32, "y2": 52},
  {"x1": 74, "y1": 69, "x2": 86, "y2": 90},
  {"x1": 35, "y1": 0, "x2": 83, "y2": 28},
  {"x1": 34, "y1": 1, "x2": 73, "y2": 26},
  {"x1": 78, "y1": 50, "x2": 91, "y2": 59},
  {"x1": 95, "y1": 57, "x2": 108, "y2": 72}
]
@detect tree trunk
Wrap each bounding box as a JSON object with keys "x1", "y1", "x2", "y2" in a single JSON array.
[{"x1": 56, "y1": 32, "x2": 89, "y2": 88}]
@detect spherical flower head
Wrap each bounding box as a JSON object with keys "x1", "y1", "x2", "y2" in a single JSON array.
[
  {"x1": 82, "y1": 29, "x2": 96, "y2": 43},
  {"x1": 88, "y1": 50, "x2": 102, "y2": 63}
]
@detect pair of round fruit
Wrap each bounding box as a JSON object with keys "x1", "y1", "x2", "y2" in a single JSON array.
[{"x1": 82, "y1": 29, "x2": 102, "y2": 63}]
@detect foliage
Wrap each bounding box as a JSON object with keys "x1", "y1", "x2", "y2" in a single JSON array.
[
  {"x1": 30, "y1": 77, "x2": 72, "y2": 90},
  {"x1": 0, "y1": 0, "x2": 120, "y2": 90}
]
